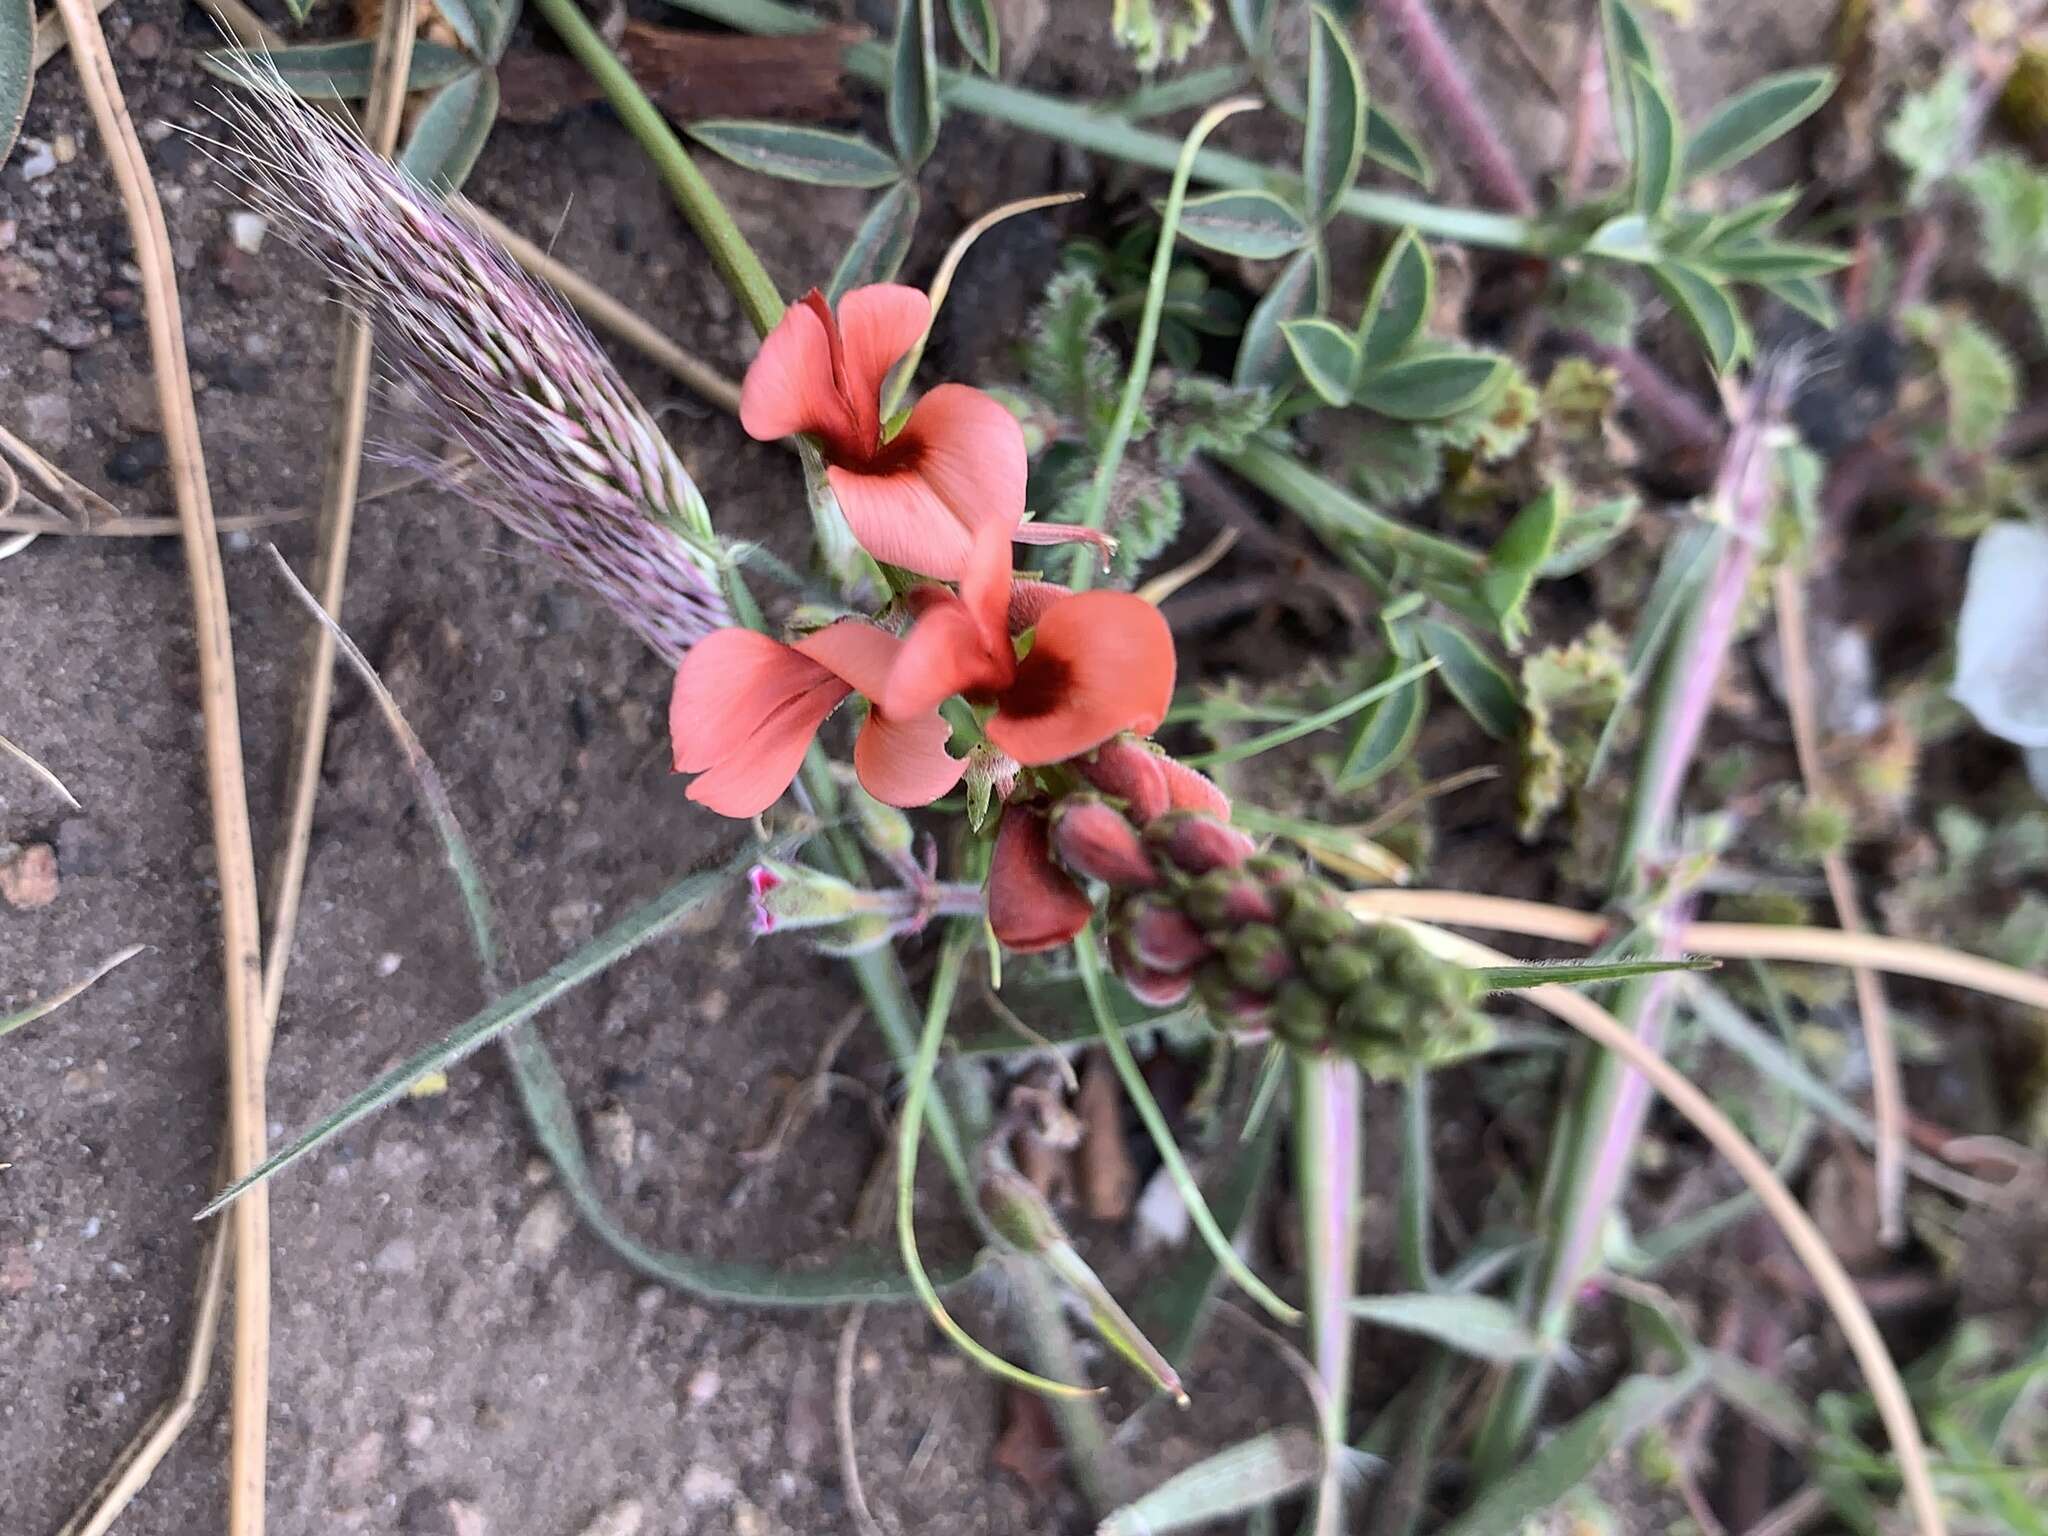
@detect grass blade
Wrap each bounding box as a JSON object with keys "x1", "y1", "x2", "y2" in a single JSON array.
[
  {"x1": 1180, "y1": 657, "x2": 1439, "y2": 769},
  {"x1": 2, "y1": 945, "x2": 148, "y2": 1043},
  {"x1": 1348, "y1": 1293, "x2": 1553, "y2": 1364},
  {"x1": 1474, "y1": 955, "x2": 1717, "y2": 991},
  {"x1": 1098, "y1": 1428, "x2": 1322, "y2": 1535}
]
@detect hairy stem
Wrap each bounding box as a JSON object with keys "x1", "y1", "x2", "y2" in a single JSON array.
[
  {"x1": 1293, "y1": 1055, "x2": 1363, "y2": 1536},
  {"x1": 1364, "y1": 0, "x2": 1537, "y2": 214}
]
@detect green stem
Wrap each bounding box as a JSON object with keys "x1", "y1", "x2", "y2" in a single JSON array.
[
  {"x1": 1179, "y1": 657, "x2": 1440, "y2": 770},
  {"x1": 1292, "y1": 1054, "x2": 1363, "y2": 1536},
  {"x1": 668, "y1": 0, "x2": 1547, "y2": 252},
  {"x1": 1217, "y1": 440, "x2": 1487, "y2": 579},
  {"x1": 532, "y1": 0, "x2": 785, "y2": 338},
  {"x1": 1069, "y1": 96, "x2": 1258, "y2": 589},
  {"x1": 1397, "y1": 1068, "x2": 1436, "y2": 1293},
  {"x1": 1075, "y1": 929, "x2": 1300, "y2": 1325}
]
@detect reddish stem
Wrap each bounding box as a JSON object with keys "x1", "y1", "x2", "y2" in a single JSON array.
[{"x1": 1367, "y1": 0, "x2": 1539, "y2": 215}]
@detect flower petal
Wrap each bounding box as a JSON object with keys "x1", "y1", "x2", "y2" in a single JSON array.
[
  {"x1": 670, "y1": 628, "x2": 837, "y2": 774},
  {"x1": 683, "y1": 677, "x2": 847, "y2": 818},
  {"x1": 738, "y1": 291, "x2": 863, "y2": 460},
  {"x1": 988, "y1": 805, "x2": 1095, "y2": 953},
  {"x1": 836, "y1": 284, "x2": 931, "y2": 440},
  {"x1": 855, "y1": 706, "x2": 966, "y2": 807},
  {"x1": 987, "y1": 592, "x2": 1176, "y2": 765},
  {"x1": 1007, "y1": 579, "x2": 1070, "y2": 636},
  {"x1": 888, "y1": 383, "x2": 1027, "y2": 562},
  {"x1": 793, "y1": 617, "x2": 902, "y2": 699},
  {"x1": 882, "y1": 596, "x2": 1010, "y2": 719},
  {"x1": 827, "y1": 462, "x2": 979, "y2": 580},
  {"x1": 957, "y1": 514, "x2": 1018, "y2": 663}
]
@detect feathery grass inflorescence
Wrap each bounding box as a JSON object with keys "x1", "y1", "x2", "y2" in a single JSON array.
[{"x1": 213, "y1": 61, "x2": 730, "y2": 659}]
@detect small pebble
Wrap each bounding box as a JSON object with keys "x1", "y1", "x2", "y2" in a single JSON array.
[
  {"x1": 0, "y1": 844, "x2": 59, "y2": 909},
  {"x1": 590, "y1": 1101, "x2": 635, "y2": 1171},
  {"x1": 372, "y1": 1238, "x2": 418, "y2": 1276},
  {"x1": 20, "y1": 392, "x2": 71, "y2": 451},
  {"x1": 19, "y1": 140, "x2": 57, "y2": 181},
  {"x1": 685, "y1": 1366, "x2": 720, "y2": 1408},
  {"x1": 573, "y1": 1500, "x2": 643, "y2": 1536},
  {"x1": 331, "y1": 1430, "x2": 386, "y2": 1487},
  {"x1": 1, "y1": 1245, "x2": 33, "y2": 1297},
  {"x1": 106, "y1": 435, "x2": 166, "y2": 486},
  {"x1": 52, "y1": 134, "x2": 77, "y2": 165},
  {"x1": 377, "y1": 952, "x2": 404, "y2": 977},
  {"x1": 678, "y1": 1466, "x2": 735, "y2": 1507},
  {"x1": 228, "y1": 211, "x2": 268, "y2": 254},
  {"x1": 403, "y1": 1411, "x2": 436, "y2": 1449},
  {"x1": 513, "y1": 1192, "x2": 571, "y2": 1263},
  {"x1": 126, "y1": 21, "x2": 165, "y2": 58}
]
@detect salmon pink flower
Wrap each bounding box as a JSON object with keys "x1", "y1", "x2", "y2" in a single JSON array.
[
  {"x1": 883, "y1": 523, "x2": 1176, "y2": 766},
  {"x1": 739, "y1": 285, "x2": 1026, "y2": 581},
  {"x1": 670, "y1": 622, "x2": 964, "y2": 819}
]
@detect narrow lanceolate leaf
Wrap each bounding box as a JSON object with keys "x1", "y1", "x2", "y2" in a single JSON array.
[
  {"x1": 888, "y1": 0, "x2": 940, "y2": 169},
  {"x1": 1474, "y1": 955, "x2": 1717, "y2": 992},
  {"x1": 1338, "y1": 665, "x2": 1427, "y2": 788},
  {"x1": 1364, "y1": 104, "x2": 1432, "y2": 186},
  {"x1": 1098, "y1": 1429, "x2": 1323, "y2": 1536},
  {"x1": 1759, "y1": 273, "x2": 1837, "y2": 326},
  {"x1": 1283, "y1": 318, "x2": 1360, "y2": 406},
  {"x1": 1650, "y1": 259, "x2": 1744, "y2": 373},
  {"x1": 1234, "y1": 243, "x2": 1324, "y2": 392},
  {"x1": 1415, "y1": 617, "x2": 1521, "y2": 739},
  {"x1": 1478, "y1": 485, "x2": 1561, "y2": 640},
  {"x1": 197, "y1": 856, "x2": 749, "y2": 1218},
  {"x1": 399, "y1": 69, "x2": 499, "y2": 196},
  {"x1": 423, "y1": 0, "x2": 489, "y2": 59},
  {"x1": 1226, "y1": 0, "x2": 1275, "y2": 58},
  {"x1": 946, "y1": 0, "x2": 999, "y2": 75},
  {"x1": 202, "y1": 40, "x2": 478, "y2": 101},
  {"x1": 1349, "y1": 1293, "x2": 1554, "y2": 1363},
  {"x1": 1303, "y1": 5, "x2": 1366, "y2": 227},
  {"x1": 1600, "y1": 0, "x2": 1655, "y2": 161},
  {"x1": 1358, "y1": 229, "x2": 1432, "y2": 367},
  {"x1": 1683, "y1": 68, "x2": 1835, "y2": 182},
  {"x1": 1439, "y1": 1369, "x2": 1706, "y2": 1536},
  {"x1": 1175, "y1": 189, "x2": 1311, "y2": 259},
  {"x1": 829, "y1": 181, "x2": 921, "y2": 298},
  {"x1": 1701, "y1": 240, "x2": 1849, "y2": 281},
  {"x1": 1353, "y1": 350, "x2": 1502, "y2": 421},
  {"x1": 686, "y1": 119, "x2": 904, "y2": 187},
  {"x1": 1, "y1": 0, "x2": 31, "y2": 169},
  {"x1": 1, "y1": 946, "x2": 149, "y2": 1044},
  {"x1": 1628, "y1": 62, "x2": 1681, "y2": 219}
]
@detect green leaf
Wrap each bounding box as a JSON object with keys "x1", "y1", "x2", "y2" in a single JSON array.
[
  {"x1": 1349, "y1": 1293, "x2": 1554, "y2": 1363},
  {"x1": 1416, "y1": 617, "x2": 1521, "y2": 739},
  {"x1": 1702, "y1": 239, "x2": 1849, "y2": 281},
  {"x1": 686, "y1": 119, "x2": 904, "y2": 187},
  {"x1": 1337, "y1": 664, "x2": 1428, "y2": 788},
  {"x1": 1760, "y1": 273, "x2": 1837, "y2": 326},
  {"x1": 1885, "y1": 63, "x2": 1972, "y2": 208},
  {"x1": 1, "y1": 0, "x2": 31, "y2": 170},
  {"x1": 1585, "y1": 213, "x2": 1660, "y2": 263},
  {"x1": 829, "y1": 181, "x2": 921, "y2": 298},
  {"x1": 202, "y1": 40, "x2": 480, "y2": 101},
  {"x1": 888, "y1": 0, "x2": 940, "y2": 169},
  {"x1": 1474, "y1": 955, "x2": 1716, "y2": 992},
  {"x1": 1627, "y1": 61, "x2": 1681, "y2": 218},
  {"x1": 1282, "y1": 317, "x2": 1360, "y2": 406},
  {"x1": 198, "y1": 855, "x2": 755, "y2": 1218},
  {"x1": 1, "y1": 945, "x2": 148, "y2": 1045},
  {"x1": 1703, "y1": 1350, "x2": 1816, "y2": 1449},
  {"x1": 503, "y1": 1026, "x2": 966, "y2": 1303},
  {"x1": 424, "y1": 0, "x2": 488, "y2": 60},
  {"x1": 1358, "y1": 229, "x2": 1432, "y2": 367},
  {"x1": 1180, "y1": 658, "x2": 1440, "y2": 769},
  {"x1": 1303, "y1": 5, "x2": 1366, "y2": 227},
  {"x1": 1175, "y1": 188, "x2": 1312, "y2": 259},
  {"x1": 1479, "y1": 486, "x2": 1562, "y2": 641},
  {"x1": 1439, "y1": 1369, "x2": 1707, "y2": 1536},
  {"x1": 1132, "y1": 1106, "x2": 1284, "y2": 1369},
  {"x1": 1234, "y1": 243, "x2": 1325, "y2": 392},
  {"x1": 1600, "y1": 0, "x2": 1656, "y2": 160},
  {"x1": 398, "y1": 69, "x2": 499, "y2": 196},
  {"x1": 1709, "y1": 187, "x2": 1799, "y2": 246},
  {"x1": 1684, "y1": 68, "x2": 1834, "y2": 181},
  {"x1": 1099, "y1": 1429, "x2": 1322, "y2": 1536},
  {"x1": 1958, "y1": 151, "x2": 2048, "y2": 337},
  {"x1": 1904, "y1": 305, "x2": 2017, "y2": 459},
  {"x1": 946, "y1": 0, "x2": 999, "y2": 74},
  {"x1": 1650, "y1": 259, "x2": 1744, "y2": 373},
  {"x1": 1541, "y1": 495, "x2": 1636, "y2": 577},
  {"x1": 1353, "y1": 349, "x2": 1504, "y2": 421},
  {"x1": 1364, "y1": 103, "x2": 1433, "y2": 186},
  {"x1": 1225, "y1": 0, "x2": 1273, "y2": 57}
]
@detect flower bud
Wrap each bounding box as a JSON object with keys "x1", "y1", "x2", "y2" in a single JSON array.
[
  {"x1": 748, "y1": 860, "x2": 870, "y2": 935},
  {"x1": 1304, "y1": 942, "x2": 1382, "y2": 997},
  {"x1": 1158, "y1": 754, "x2": 1232, "y2": 818},
  {"x1": 1271, "y1": 981, "x2": 1333, "y2": 1049},
  {"x1": 1123, "y1": 895, "x2": 1212, "y2": 971},
  {"x1": 1284, "y1": 892, "x2": 1355, "y2": 951},
  {"x1": 1051, "y1": 797, "x2": 1159, "y2": 889},
  {"x1": 1114, "y1": 947, "x2": 1195, "y2": 1008},
  {"x1": 1076, "y1": 735, "x2": 1171, "y2": 822},
  {"x1": 1147, "y1": 812, "x2": 1257, "y2": 876},
  {"x1": 1222, "y1": 925, "x2": 1293, "y2": 991},
  {"x1": 980, "y1": 1165, "x2": 1065, "y2": 1255},
  {"x1": 848, "y1": 784, "x2": 917, "y2": 867},
  {"x1": 989, "y1": 805, "x2": 1096, "y2": 953}
]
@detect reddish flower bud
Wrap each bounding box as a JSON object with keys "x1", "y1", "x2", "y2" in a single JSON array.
[
  {"x1": 1076, "y1": 736, "x2": 1170, "y2": 823},
  {"x1": 1112, "y1": 929, "x2": 1195, "y2": 1008},
  {"x1": 1185, "y1": 869, "x2": 1278, "y2": 929},
  {"x1": 1157, "y1": 754, "x2": 1232, "y2": 819},
  {"x1": 1123, "y1": 895, "x2": 1212, "y2": 971},
  {"x1": 1221, "y1": 925, "x2": 1293, "y2": 990},
  {"x1": 1194, "y1": 963, "x2": 1275, "y2": 1034},
  {"x1": 989, "y1": 805, "x2": 1095, "y2": 953},
  {"x1": 1147, "y1": 812, "x2": 1257, "y2": 876},
  {"x1": 1050, "y1": 797, "x2": 1160, "y2": 889}
]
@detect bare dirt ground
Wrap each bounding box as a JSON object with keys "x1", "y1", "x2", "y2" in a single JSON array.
[{"x1": 3, "y1": 2, "x2": 1853, "y2": 1533}]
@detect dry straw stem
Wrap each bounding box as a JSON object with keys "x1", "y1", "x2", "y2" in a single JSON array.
[
  {"x1": 50, "y1": 0, "x2": 271, "y2": 1531},
  {"x1": 1379, "y1": 915, "x2": 1947, "y2": 1536},
  {"x1": 1347, "y1": 890, "x2": 2048, "y2": 1016},
  {"x1": 833, "y1": 1304, "x2": 889, "y2": 1536},
  {"x1": 0, "y1": 729, "x2": 81, "y2": 810},
  {"x1": 1773, "y1": 568, "x2": 1905, "y2": 1248},
  {"x1": 261, "y1": 0, "x2": 418, "y2": 1030},
  {"x1": 1, "y1": 946, "x2": 147, "y2": 1042}
]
